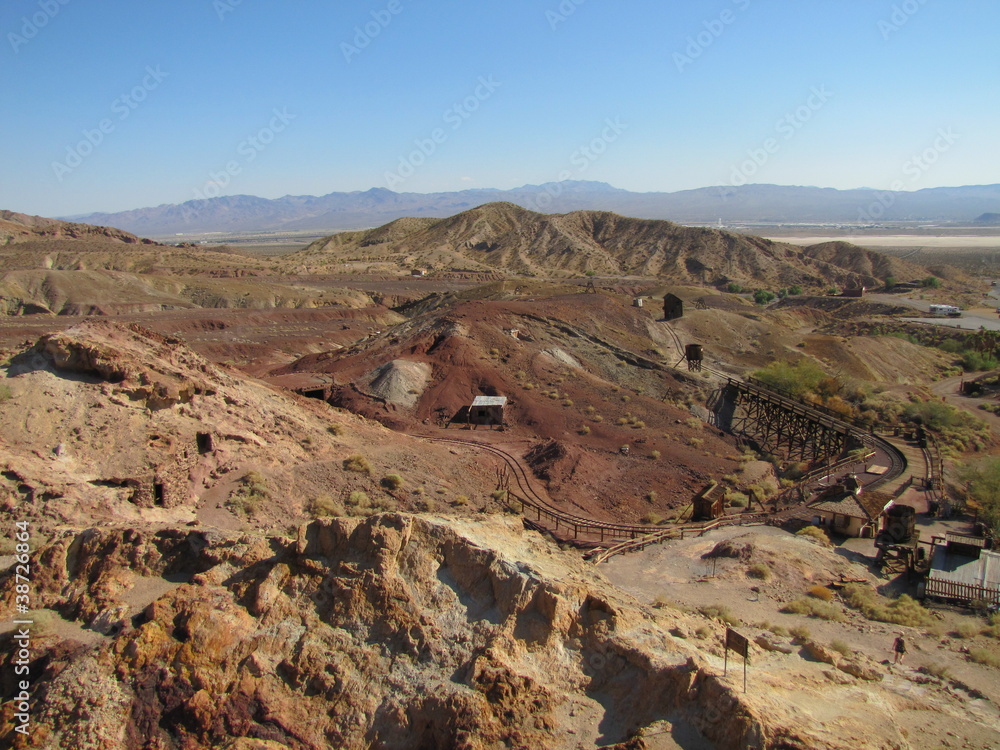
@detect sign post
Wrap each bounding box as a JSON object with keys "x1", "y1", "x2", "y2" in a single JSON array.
[{"x1": 725, "y1": 628, "x2": 750, "y2": 693}]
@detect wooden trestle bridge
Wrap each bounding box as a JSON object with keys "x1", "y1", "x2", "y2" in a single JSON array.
[{"x1": 423, "y1": 374, "x2": 908, "y2": 563}]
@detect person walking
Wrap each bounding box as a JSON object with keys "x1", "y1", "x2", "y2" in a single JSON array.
[{"x1": 892, "y1": 633, "x2": 907, "y2": 664}]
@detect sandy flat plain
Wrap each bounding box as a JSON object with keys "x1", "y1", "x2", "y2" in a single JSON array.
[{"x1": 766, "y1": 235, "x2": 1000, "y2": 249}]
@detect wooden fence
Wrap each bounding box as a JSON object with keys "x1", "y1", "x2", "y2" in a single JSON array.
[{"x1": 925, "y1": 576, "x2": 1000, "y2": 606}]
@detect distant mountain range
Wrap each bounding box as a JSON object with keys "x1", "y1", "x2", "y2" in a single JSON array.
[{"x1": 68, "y1": 182, "x2": 1000, "y2": 237}]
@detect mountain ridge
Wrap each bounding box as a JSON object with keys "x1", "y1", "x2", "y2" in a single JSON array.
[{"x1": 62, "y1": 182, "x2": 1000, "y2": 236}]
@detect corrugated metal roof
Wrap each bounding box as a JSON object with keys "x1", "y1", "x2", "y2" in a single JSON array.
[
  {"x1": 472, "y1": 396, "x2": 507, "y2": 407},
  {"x1": 929, "y1": 548, "x2": 1000, "y2": 589}
]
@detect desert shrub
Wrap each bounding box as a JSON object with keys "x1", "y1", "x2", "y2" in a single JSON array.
[
  {"x1": 780, "y1": 598, "x2": 844, "y2": 621},
  {"x1": 344, "y1": 490, "x2": 397, "y2": 516},
  {"x1": 640, "y1": 512, "x2": 664, "y2": 525},
  {"x1": 796, "y1": 526, "x2": 832, "y2": 547},
  {"x1": 770, "y1": 624, "x2": 790, "y2": 637},
  {"x1": 343, "y1": 454, "x2": 372, "y2": 474},
  {"x1": 593, "y1": 415, "x2": 604, "y2": 422},
  {"x1": 631, "y1": 420, "x2": 646, "y2": 429},
  {"x1": 789, "y1": 625, "x2": 812, "y2": 642},
  {"x1": 414, "y1": 497, "x2": 437, "y2": 512},
  {"x1": 688, "y1": 437, "x2": 704, "y2": 448},
  {"x1": 309, "y1": 494, "x2": 344, "y2": 517},
  {"x1": 747, "y1": 563, "x2": 771, "y2": 581},
  {"x1": 921, "y1": 662, "x2": 952, "y2": 679},
  {"x1": 562, "y1": 399, "x2": 574, "y2": 407},
  {"x1": 381, "y1": 473, "x2": 404, "y2": 490},
  {"x1": 617, "y1": 417, "x2": 629, "y2": 426},
  {"x1": 903, "y1": 400, "x2": 991, "y2": 454},
  {"x1": 646, "y1": 490, "x2": 658, "y2": 504},
  {"x1": 452, "y1": 495, "x2": 470, "y2": 507},
  {"x1": 490, "y1": 489, "x2": 507, "y2": 503},
  {"x1": 727, "y1": 282, "x2": 745, "y2": 293},
  {"x1": 695, "y1": 626, "x2": 714, "y2": 639},
  {"x1": 698, "y1": 605, "x2": 739, "y2": 626},
  {"x1": 921, "y1": 276, "x2": 942, "y2": 288},
  {"x1": 650, "y1": 450, "x2": 660, "y2": 460},
  {"x1": 788, "y1": 285, "x2": 803, "y2": 296},
  {"x1": 327, "y1": 424, "x2": 345, "y2": 436},
  {"x1": 968, "y1": 647, "x2": 1000, "y2": 668},
  {"x1": 727, "y1": 492, "x2": 749, "y2": 508},
  {"x1": 579, "y1": 424, "x2": 591, "y2": 435},
  {"x1": 685, "y1": 417, "x2": 702, "y2": 430},
  {"x1": 830, "y1": 640, "x2": 853, "y2": 657},
  {"x1": 653, "y1": 595, "x2": 674, "y2": 609},
  {"x1": 840, "y1": 584, "x2": 934, "y2": 627},
  {"x1": 0, "y1": 384, "x2": 11, "y2": 402},
  {"x1": 227, "y1": 471, "x2": 271, "y2": 516},
  {"x1": 808, "y1": 585, "x2": 834, "y2": 602},
  {"x1": 952, "y1": 622, "x2": 982, "y2": 639}
]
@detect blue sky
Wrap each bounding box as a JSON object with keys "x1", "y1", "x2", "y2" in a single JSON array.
[{"x1": 1, "y1": 0, "x2": 997, "y2": 216}]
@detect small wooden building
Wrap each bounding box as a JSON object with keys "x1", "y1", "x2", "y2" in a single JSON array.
[
  {"x1": 808, "y1": 486, "x2": 893, "y2": 538},
  {"x1": 469, "y1": 395, "x2": 507, "y2": 427},
  {"x1": 663, "y1": 293, "x2": 683, "y2": 321},
  {"x1": 925, "y1": 534, "x2": 1000, "y2": 607},
  {"x1": 693, "y1": 482, "x2": 726, "y2": 521}
]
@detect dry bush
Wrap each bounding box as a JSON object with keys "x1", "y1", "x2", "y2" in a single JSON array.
[
  {"x1": 343, "y1": 454, "x2": 372, "y2": 474},
  {"x1": 698, "y1": 605, "x2": 740, "y2": 627},
  {"x1": 780, "y1": 598, "x2": 845, "y2": 621},
  {"x1": 381, "y1": 473, "x2": 404, "y2": 490},
  {"x1": 309, "y1": 494, "x2": 344, "y2": 517},
  {"x1": 650, "y1": 450, "x2": 661, "y2": 460},
  {"x1": 747, "y1": 563, "x2": 771, "y2": 581},
  {"x1": 789, "y1": 625, "x2": 812, "y2": 642},
  {"x1": 640, "y1": 512, "x2": 664, "y2": 525},
  {"x1": 227, "y1": 471, "x2": 271, "y2": 516},
  {"x1": 830, "y1": 640, "x2": 853, "y2": 657},
  {"x1": 808, "y1": 585, "x2": 834, "y2": 602},
  {"x1": 840, "y1": 584, "x2": 934, "y2": 627},
  {"x1": 796, "y1": 526, "x2": 832, "y2": 547},
  {"x1": 327, "y1": 423, "x2": 345, "y2": 437},
  {"x1": 968, "y1": 646, "x2": 1000, "y2": 668}
]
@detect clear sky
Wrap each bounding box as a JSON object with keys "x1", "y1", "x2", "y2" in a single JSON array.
[{"x1": 1, "y1": 0, "x2": 997, "y2": 217}]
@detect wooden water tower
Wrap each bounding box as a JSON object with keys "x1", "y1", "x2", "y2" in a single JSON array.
[{"x1": 685, "y1": 343, "x2": 704, "y2": 371}]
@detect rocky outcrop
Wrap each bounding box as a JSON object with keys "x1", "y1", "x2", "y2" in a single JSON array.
[{"x1": 0, "y1": 515, "x2": 769, "y2": 750}]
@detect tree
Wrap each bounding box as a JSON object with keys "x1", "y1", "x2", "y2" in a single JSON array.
[
  {"x1": 884, "y1": 276, "x2": 897, "y2": 289},
  {"x1": 921, "y1": 276, "x2": 942, "y2": 289},
  {"x1": 753, "y1": 289, "x2": 776, "y2": 305},
  {"x1": 753, "y1": 359, "x2": 828, "y2": 398},
  {"x1": 958, "y1": 458, "x2": 1000, "y2": 535}
]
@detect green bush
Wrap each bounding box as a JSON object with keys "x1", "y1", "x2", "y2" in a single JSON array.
[
  {"x1": 0, "y1": 384, "x2": 11, "y2": 402},
  {"x1": 787, "y1": 285, "x2": 803, "y2": 296},
  {"x1": 753, "y1": 359, "x2": 828, "y2": 398},
  {"x1": 227, "y1": 471, "x2": 270, "y2": 516},
  {"x1": 753, "y1": 289, "x2": 776, "y2": 305},
  {"x1": 727, "y1": 282, "x2": 745, "y2": 294}
]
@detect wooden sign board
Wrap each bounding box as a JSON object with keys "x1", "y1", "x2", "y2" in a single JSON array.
[{"x1": 725, "y1": 628, "x2": 749, "y2": 658}]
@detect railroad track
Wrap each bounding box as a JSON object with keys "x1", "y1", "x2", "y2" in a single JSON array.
[{"x1": 423, "y1": 435, "x2": 707, "y2": 542}]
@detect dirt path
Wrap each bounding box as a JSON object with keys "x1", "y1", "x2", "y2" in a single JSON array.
[{"x1": 931, "y1": 372, "x2": 1000, "y2": 436}]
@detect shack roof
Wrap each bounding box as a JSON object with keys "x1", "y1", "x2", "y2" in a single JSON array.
[
  {"x1": 929, "y1": 548, "x2": 1000, "y2": 590},
  {"x1": 809, "y1": 490, "x2": 893, "y2": 521},
  {"x1": 471, "y1": 396, "x2": 507, "y2": 407}
]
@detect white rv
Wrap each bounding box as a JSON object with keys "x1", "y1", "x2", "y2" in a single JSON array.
[{"x1": 928, "y1": 304, "x2": 961, "y2": 317}]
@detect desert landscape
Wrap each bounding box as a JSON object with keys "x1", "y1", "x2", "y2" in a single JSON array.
[{"x1": 0, "y1": 199, "x2": 999, "y2": 749}]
